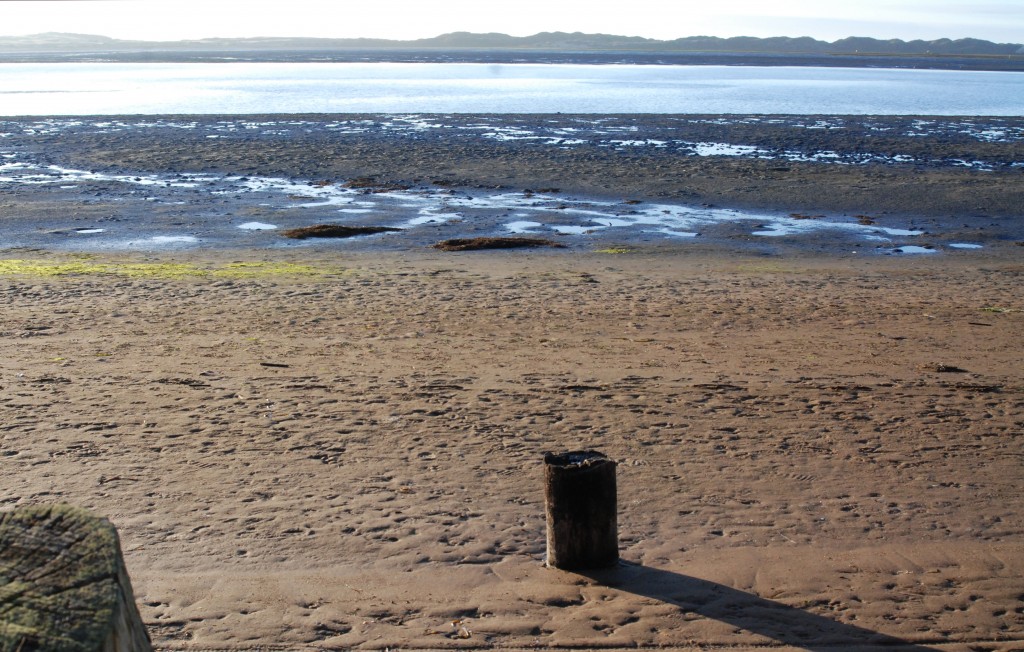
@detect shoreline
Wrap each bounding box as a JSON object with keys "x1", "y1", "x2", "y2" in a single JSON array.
[
  {"x1": 1, "y1": 243, "x2": 1022, "y2": 276},
  {"x1": 3, "y1": 49, "x2": 1023, "y2": 71}
]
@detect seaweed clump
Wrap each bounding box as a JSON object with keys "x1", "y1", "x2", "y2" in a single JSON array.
[
  {"x1": 433, "y1": 237, "x2": 566, "y2": 252},
  {"x1": 281, "y1": 224, "x2": 401, "y2": 239}
]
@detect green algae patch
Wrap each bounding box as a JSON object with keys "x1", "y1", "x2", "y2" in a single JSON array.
[
  {"x1": 97, "y1": 263, "x2": 202, "y2": 278},
  {"x1": 0, "y1": 259, "x2": 207, "y2": 278},
  {"x1": 594, "y1": 247, "x2": 633, "y2": 254},
  {"x1": 0, "y1": 259, "x2": 348, "y2": 279},
  {"x1": 0, "y1": 259, "x2": 164, "y2": 277}
]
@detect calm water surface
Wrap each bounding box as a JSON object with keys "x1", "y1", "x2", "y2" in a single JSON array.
[{"x1": 1, "y1": 62, "x2": 1022, "y2": 115}]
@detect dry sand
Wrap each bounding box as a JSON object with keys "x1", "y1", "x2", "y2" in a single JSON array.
[{"x1": 1, "y1": 248, "x2": 1022, "y2": 651}]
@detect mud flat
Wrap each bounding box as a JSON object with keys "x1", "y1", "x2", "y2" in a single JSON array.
[{"x1": 1, "y1": 114, "x2": 1022, "y2": 254}]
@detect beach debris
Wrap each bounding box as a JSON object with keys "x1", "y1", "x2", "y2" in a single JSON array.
[
  {"x1": 31, "y1": 375, "x2": 71, "y2": 385},
  {"x1": 260, "y1": 362, "x2": 290, "y2": 368},
  {"x1": 313, "y1": 621, "x2": 352, "y2": 638},
  {"x1": 693, "y1": 382, "x2": 747, "y2": 391},
  {"x1": 425, "y1": 619, "x2": 473, "y2": 639},
  {"x1": 448, "y1": 619, "x2": 473, "y2": 639},
  {"x1": 98, "y1": 474, "x2": 140, "y2": 485},
  {"x1": 433, "y1": 237, "x2": 566, "y2": 251},
  {"x1": 948, "y1": 382, "x2": 1003, "y2": 393},
  {"x1": 920, "y1": 363, "x2": 969, "y2": 373},
  {"x1": 281, "y1": 224, "x2": 401, "y2": 239},
  {"x1": 154, "y1": 376, "x2": 211, "y2": 389}
]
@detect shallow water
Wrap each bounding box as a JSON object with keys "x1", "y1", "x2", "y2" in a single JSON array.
[{"x1": 1, "y1": 63, "x2": 1022, "y2": 115}]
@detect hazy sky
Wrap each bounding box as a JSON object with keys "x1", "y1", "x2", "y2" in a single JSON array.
[{"x1": 2, "y1": 0, "x2": 1022, "y2": 43}]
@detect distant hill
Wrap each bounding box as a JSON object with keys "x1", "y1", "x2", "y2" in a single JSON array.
[
  {"x1": 1, "y1": 32, "x2": 1021, "y2": 70},
  {"x1": 1, "y1": 31, "x2": 1021, "y2": 56}
]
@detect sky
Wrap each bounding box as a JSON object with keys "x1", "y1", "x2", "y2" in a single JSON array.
[{"x1": 1, "y1": 0, "x2": 1022, "y2": 43}]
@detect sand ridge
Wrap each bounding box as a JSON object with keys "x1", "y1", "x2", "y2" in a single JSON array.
[{"x1": 1, "y1": 251, "x2": 1022, "y2": 650}]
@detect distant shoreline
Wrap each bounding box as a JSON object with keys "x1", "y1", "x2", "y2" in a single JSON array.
[{"x1": 2, "y1": 49, "x2": 1023, "y2": 71}]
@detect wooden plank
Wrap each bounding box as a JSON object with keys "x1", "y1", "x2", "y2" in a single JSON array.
[{"x1": 544, "y1": 451, "x2": 619, "y2": 570}]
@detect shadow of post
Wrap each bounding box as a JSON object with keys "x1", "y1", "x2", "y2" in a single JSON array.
[{"x1": 577, "y1": 561, "x2": 939, "y2": 651}]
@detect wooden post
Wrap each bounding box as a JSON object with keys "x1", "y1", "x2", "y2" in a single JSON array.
[
  {"x1": 0, "y1": 504, "x2": 153, "y2": 652},
  {"x1": 544, "y1": 450, "x2": 618, "y2": 570}
]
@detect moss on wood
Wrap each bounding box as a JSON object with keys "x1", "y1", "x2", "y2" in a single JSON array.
[{"x1": 0, "y1": 504, "x2": 151, "y2": 652}]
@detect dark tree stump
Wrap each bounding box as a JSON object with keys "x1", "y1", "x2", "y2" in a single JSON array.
[
  {"x1": 0, "y1": 504, "x2": 152, "y2": 652},
  {"x1": 544, "y1": 451, "x2": 618, "y2": 570}
]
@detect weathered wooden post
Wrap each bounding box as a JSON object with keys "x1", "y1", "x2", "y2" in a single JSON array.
[
  {"x1": 544, "y1": 450, "x2": 618, "y2": 570},
  {"x1": 0, "y1": 504, "x2": 153, "y2": 652}
]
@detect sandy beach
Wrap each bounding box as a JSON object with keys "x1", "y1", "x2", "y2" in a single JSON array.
[
  {"x1": 0, "y1": 248, "x2": 1021, "y2": 650},
  {"x1": 1, "y1": 114, "x2": 1023, "y2": 650}
]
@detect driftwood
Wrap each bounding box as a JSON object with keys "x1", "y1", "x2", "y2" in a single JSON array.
[
  {"x1": 544, "y1": 451, "x2": 619, "y2": 570},
  {"x1": 0, "y1": 504, "x2": 152, "y2": 652}
]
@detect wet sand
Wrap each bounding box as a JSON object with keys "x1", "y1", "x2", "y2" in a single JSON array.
[{"x1": 1, "y1": 114, "x2": 1023, "y2": 650}]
